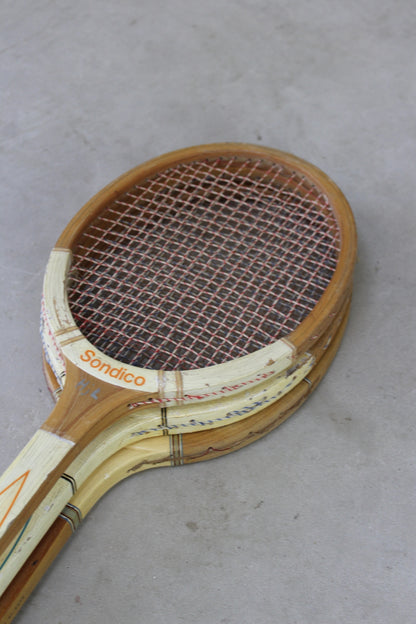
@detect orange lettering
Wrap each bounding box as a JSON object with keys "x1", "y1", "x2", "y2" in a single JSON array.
[
  {"x1": 80, "y1": 349, "x2": 95, "y2": 362},
  {"x1": 79, "y1": 350, "x2": 146, "y2": 386}
]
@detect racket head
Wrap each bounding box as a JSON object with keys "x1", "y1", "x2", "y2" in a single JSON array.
[{"x1": 42, "y1": 143, "x2": 356, "y2": 404}]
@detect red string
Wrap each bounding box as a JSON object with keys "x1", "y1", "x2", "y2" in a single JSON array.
[{"x1": 68, "y1": 156, "x2": 340, "y2": 370}]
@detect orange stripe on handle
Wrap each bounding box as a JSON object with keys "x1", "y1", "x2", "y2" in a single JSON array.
[{"x1": 0, "y1": 472, "x2": 30, "y2": 529}]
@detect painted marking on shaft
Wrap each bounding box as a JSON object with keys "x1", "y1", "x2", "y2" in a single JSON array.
[
  {"x1": 0, "y1": 471, "x2": 30, "y2": 529},
  {"x1": 77, "y1": 379, "x2": 101, "y2": 400},
  {"x1": 0, "y1": 517, "x2": 31, "y2": 571}
]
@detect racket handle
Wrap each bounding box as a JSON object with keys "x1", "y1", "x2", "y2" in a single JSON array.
[
  {"x1": 0, "y1": 430, "x2": 76, "y2": 567},
  {"x1": 0, "y1": 439, "x2": 172, "y2": 622},
  {"x1": 0, "y1": 517, "x2": 72, "y2": 623},
  {"x1": 0, "y1": 361, "x2": 148, "y2": 571}
]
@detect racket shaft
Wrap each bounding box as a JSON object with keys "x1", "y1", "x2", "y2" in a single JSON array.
[{"x1": 0, "y1": 348, "x2": 314, "y2": 591}]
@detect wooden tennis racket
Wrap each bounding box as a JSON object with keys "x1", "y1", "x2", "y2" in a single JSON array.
[
  {"x1": 0, "y1": 144, "x2": 356, "y2": 575},
  {"x1": 0, "y1": 295, "x2": 351, "y2": 622}
]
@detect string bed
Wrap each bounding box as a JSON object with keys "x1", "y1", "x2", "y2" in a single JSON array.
[{"x1": 67, "y1": 156, "x2": 340, "y2": 370}]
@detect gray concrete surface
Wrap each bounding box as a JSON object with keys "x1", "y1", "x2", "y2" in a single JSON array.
[{"x1": 0, "y1": 1, "x2": 415, "y2": 622}]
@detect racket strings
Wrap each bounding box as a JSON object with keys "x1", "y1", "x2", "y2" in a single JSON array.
[{"x1": 68, "y1": 156, "x2": 340, "y2": 370}]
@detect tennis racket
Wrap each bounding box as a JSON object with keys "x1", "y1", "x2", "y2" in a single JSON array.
[
  {"x1": 0, "y1": 295, "x2": 351, "y2": 622},
  {"x1": 0, "y1": 143, "x2": 356, "y2": 572}
]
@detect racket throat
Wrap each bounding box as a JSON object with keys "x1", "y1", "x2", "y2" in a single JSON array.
[{"x1": 41, "y1": 359, "x2": 155, "y2": 443}]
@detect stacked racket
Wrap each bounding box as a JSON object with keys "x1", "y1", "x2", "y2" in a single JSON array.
[{"x1": 0, "y1": 144, "x2": 356, "y2": 621}]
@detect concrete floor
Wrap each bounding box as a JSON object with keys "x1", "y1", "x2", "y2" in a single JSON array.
[{"x1": 0, "y1": 1, "x2": 415, "y2": 622}]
